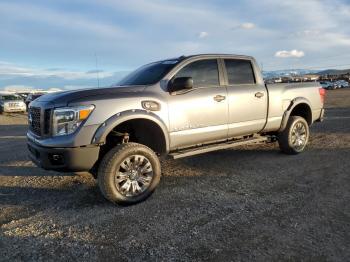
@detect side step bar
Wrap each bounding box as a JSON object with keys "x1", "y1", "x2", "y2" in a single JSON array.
[{"x1": 169, "y1": 136, "x2": 268, "y2": 159}]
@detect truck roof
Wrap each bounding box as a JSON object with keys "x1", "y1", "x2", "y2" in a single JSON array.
[
  {"x1": 185, "y1": 53, "x2": 254, "y2": 59},
  {"x1": 157, "y1": 54, "x2": 255, "y2": 64}
]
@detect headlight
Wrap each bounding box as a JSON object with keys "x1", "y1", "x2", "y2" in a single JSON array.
[{"x1": 52, "y1": 105, "x2": 94, "y2": 136}]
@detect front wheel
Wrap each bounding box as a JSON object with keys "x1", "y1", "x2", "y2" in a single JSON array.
[
  {"x1": 98, "y1": 143, "x2": 161, "y2": 205},
  {"x1": 278, "y1": 116, "x2": 309, "y2": 155}
]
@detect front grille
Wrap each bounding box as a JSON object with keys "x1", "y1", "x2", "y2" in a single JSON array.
[
  {"x1": 29, "y1": 107, "x2": 52, "y2": 137},
  {"x1": 44, "y1": 109, "x2": 52, "y2": 135},
  {"x1": 8, "y1": 102, "x2": 19, "y2": 108},
  {"x1": 29, "y1": 107, "x2": 42, "y2": 136}
]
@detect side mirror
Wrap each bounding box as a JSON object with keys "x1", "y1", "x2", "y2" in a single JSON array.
[{"x1": 169, "y1": 77, "x2": 193, "y2": 92}]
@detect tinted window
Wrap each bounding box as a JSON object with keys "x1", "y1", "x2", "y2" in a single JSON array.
[
  {"x1": 174, "y1": 59, "x2": 219, "y2": 87},
  {"x1": 224, "y1": 59, "x2": 256, "y2": 85},
  {"x1": 1, "y1": 95, "x2": 21, "y2": 101},
  {"x1": 32, "y1": 94, "x2": 43, "y2": 99},
  {"x1": 118, "y1": 60, "x2": 180, "y2": 86}
]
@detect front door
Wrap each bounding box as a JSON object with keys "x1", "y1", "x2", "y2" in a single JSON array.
[{"x1": 167, "y1": 59, "x2": 228, "y2": 149}]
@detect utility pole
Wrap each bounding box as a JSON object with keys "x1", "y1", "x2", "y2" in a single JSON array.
[{"x1": 95, "y1": 52, "x2": 100, "y2": 88}]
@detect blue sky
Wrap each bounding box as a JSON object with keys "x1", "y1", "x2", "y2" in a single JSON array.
[{"x1": 1, "y1": 0, "x2": 350, "y2": 90}]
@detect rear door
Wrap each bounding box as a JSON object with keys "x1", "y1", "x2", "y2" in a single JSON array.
[{"x1": 223, "y1": 59, "x2": 268, "y2": 137}]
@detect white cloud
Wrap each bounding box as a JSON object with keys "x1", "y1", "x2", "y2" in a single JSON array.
[
  {"x1": 96, "y1": 0, "x2": 240, "y2": 38},
  {"x1": 64, "y1": 85, "x2": 92, "y2": 90},
  {"x1": 3, "y1": 85, "x2": 64, "y2": 92},
  {"x1": 240, "y1": 23, "x2": 255, "y2": 29},
  {"x1": 1, "y1": 0, "x2": 350, "y2": 72},
  {"x1": 0, "y1": 62, "x2": 114, "y2": 80},
  {"x1": 294, "y1": 30, "x2": 321, "y2": 37},
  {"x1": 3, "y1": 85, "x2": 35, "y2": 91},
  {"x1": 275, "y1": 50, "x2": 305, "y2": 58},
  {"x1": 198, "y1": 31, "x2": 209, "y2": 38},
  {"x1": 0, "y1": 2, "x2": 126, "y2": 39},
  {"x1": 231, "y1": 22, "x2": 256, "y2": 30}
]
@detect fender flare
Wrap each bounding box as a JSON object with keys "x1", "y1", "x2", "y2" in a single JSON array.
[
  {"x1": 92, "y1": 109, "x2": 170, "y2": 153},
  {"x1": 279, "y1": 97, "x2": 312, "y2": 132}
]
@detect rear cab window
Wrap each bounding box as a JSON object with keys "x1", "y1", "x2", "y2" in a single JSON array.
[
  {"x1": 224, "y1": 59, "x2": 256, "y2": 85},
  {"x1": 1, "y1": 95, "x2": 21, "y2": 101},
  {"x1": 174, "y1": 59, "x2": 219, "y2": 88}
]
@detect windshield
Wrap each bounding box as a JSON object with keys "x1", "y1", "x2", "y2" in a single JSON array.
[
  {"x1": 118, "y1": 60, "x2": 180, "y2": 86},
  {"x1": 32, "y1": 94, "x2": 43, "y2": 99},
  {"x1": 1, "y1": 95, "x2": 21, "y2": 101}
]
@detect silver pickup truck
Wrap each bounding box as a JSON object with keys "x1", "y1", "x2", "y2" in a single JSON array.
[{"x1": 27, "y1": 54, "x2": 325, "y2": 204}]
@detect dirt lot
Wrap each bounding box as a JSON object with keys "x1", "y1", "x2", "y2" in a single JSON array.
[{"x1": 0, "y1": 89, "x2": 349, "y2": 261}]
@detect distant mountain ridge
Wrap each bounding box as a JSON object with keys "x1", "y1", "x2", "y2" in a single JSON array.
[
  {"x1": 263, "y1": 69, "x2": 319, "y2": 79},
  {"x1": 263, "y1": 68, "x2": 350, "y2": 79},
  {"x1": 317, "y1": 69, "x2": 350, "y2": 75},
  {"x1": 0, "y1": 71, "x2": 129, "y2": 91}
]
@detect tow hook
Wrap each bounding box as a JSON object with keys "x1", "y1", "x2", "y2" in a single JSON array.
[
  {"x1": 111, "y1": 131, "x2": 129, "y2": 143},
  {"x1": 122, "y1": 133, "x2": 129, "y2": 143}
]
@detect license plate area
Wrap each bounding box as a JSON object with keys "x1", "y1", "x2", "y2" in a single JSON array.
[{"x1": 28, "y1": 144, "x2": 40, "y2": 159}]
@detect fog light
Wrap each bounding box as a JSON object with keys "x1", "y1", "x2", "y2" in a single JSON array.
[
  {"x1": 141, "y1": 100, "x2": 161, "y2": 111},
  {"x1": 49, "y1": 154, "x2": 64, "y2": 165}
]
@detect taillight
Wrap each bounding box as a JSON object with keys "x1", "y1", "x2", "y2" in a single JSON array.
[{"x1": 319, "y1": 88, "x2": 326, "y2": 104}]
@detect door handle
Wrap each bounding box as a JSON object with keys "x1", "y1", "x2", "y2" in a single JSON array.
[
  {"x1": 214, "y1": 95, "x2": 226, "y2": 102},
  {"x1": 255, "y1": 92, "x2": 264, "y2": 98}
]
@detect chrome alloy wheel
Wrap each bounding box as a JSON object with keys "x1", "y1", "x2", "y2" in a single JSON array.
[
  {"x1": 115, "y1": 155, "x2": 153, "y2": 197},
  {"x1": 291, "y1": 121, "x2": 307, "y2": 151}
]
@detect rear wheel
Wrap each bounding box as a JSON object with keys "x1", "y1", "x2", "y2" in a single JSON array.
[
  {"x1": 98, "y1": 143, "x2": 161, "y2": 205},
  {"x1": 278, "y1": 116, "x2": 309, "y2": 155}
]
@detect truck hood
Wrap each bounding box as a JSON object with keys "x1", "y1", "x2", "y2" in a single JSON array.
[
  {"x1": 35, "y1": 85, "x2": 146, "y2": 107},
  {"x1": 2, "y1": 100, "x2": 24, "y2": 103}
]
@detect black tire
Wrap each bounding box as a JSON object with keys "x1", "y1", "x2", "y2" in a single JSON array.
[
  {"x1": 98, "y1": 142, "x2": 161, "y2": 205},
  {"x1": 278, "y1": 116, "x2": 309, "y2": 155}
]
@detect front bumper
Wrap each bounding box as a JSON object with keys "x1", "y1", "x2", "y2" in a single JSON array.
[
  {"x1": 27, "y1": 140, "x2": 100, "y2": 172},
  {"x1": 3, "y1": 106, "x2": 26, "y2": 112}
]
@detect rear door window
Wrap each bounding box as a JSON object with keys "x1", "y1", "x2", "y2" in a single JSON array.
[{"x1": 224, "y1": 59, "x2": 256, "y2": 85}]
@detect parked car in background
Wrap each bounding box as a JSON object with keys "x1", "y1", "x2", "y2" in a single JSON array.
[
  {"x1": 319, "y1": 81, "x2": 334, "y2": 90},
  {"x1": 16, "y1": 92, "x2": 30, "y2": 100},
  {"x1": 25, "y1": 93, "x2": 45, "y2": 109},
  {"x1": 0, "y1": 93, "x2": 26, "y2": 113},
  {"x1": 335, "y1": 80, "x2": 349, "y2": 88}
]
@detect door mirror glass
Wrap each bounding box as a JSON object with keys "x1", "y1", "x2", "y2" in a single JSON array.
[{"x1": 169, "y1": 77, "x2": 193, "y2": 92}]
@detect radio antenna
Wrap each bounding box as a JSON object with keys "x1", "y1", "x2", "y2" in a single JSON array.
[{"x1": 94, "y1": 52, "x2": 100, "y2": 88}]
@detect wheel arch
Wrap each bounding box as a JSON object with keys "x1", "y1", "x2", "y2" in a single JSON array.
[
  {"x1": 92, "y1": 109, "x2": 170, "y2": 154},
  {"x1": 279, "y1": 97, "x2": 312, "y2": 132}
]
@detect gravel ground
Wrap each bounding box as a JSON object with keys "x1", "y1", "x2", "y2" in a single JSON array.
[{"x1": 0, "y1": 89, "x2": 349, "y2": 261}]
